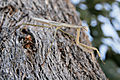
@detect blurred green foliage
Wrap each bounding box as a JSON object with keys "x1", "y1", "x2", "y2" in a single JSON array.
[{"x1": 73, "y1": 0, "x2": 120, "y2": 80}]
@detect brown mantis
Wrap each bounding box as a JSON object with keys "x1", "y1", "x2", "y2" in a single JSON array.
[{"x1": 21, "y1": 17, "x2": 103, "y2": 64}]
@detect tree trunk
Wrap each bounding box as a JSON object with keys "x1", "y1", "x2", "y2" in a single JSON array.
[{"x1": 0, "y1": 0, "x2": 107, "y2": 80}]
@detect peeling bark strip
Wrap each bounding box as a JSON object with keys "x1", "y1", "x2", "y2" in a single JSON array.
[{"x1": 0, "y1": 0, "x2": 107, "y2": 80}]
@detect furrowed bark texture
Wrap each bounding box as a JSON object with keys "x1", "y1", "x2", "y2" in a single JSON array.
[{"x1": 0, "y1": 0, "x2": 107, "y2": 80}]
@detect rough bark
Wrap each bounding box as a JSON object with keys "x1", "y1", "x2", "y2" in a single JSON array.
[{"x1": 0, "y1": 0, "x2": 107, "y2": 80}]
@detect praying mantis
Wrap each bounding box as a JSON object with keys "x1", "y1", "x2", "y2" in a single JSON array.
[{"x1": 20, "y1": 17, "x2": 103, "y2": 64}]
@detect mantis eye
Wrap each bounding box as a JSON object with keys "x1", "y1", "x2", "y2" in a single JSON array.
[{"x1": 83, "y1": 26, "x2": 88, "y2": 31}]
